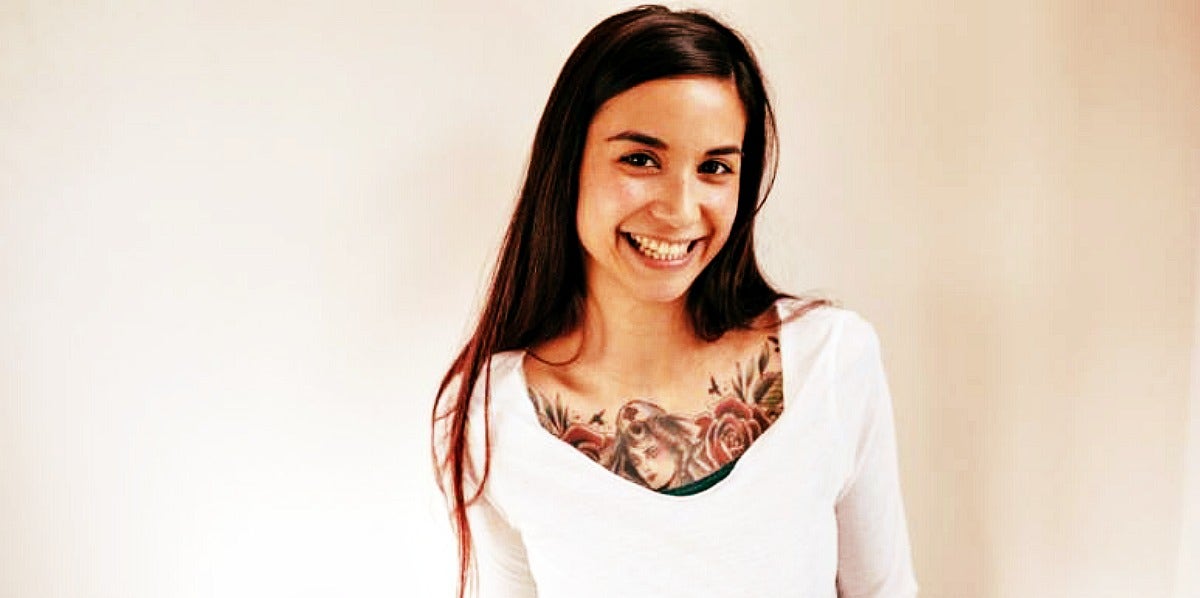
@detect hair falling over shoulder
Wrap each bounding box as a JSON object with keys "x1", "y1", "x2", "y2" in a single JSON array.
[{"x1": 430, "y1": 6, "x2": 796, "y2": 597}]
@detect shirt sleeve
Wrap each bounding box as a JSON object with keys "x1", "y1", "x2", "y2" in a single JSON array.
[
  {"x1": 467, "y1": 492, "x2": 538, "y2": 597},
  {"x1": 833, "y1": 313, "x2": 919, "y2": 598},
  {"x1": 434, "y1": 371, "x2": 538, "y2": 597}
]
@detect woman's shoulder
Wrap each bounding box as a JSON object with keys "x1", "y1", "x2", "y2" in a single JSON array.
[
  {"x1": 772, "y1": 296, "x2": 881, "y2": 359},
  {"x1": 440, "y1": 351, "x2": 526, "y2": 404},
  {"x1": 772, "y1": 294, "x2": 844, "y2": 331},
  {"x1": 432, "y1": 350, "x2": 528, "y2": 479}
]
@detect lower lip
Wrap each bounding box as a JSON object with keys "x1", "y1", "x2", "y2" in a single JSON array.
[{"x1": 621, "y1": 234, "x2": 702, "y2": 270}]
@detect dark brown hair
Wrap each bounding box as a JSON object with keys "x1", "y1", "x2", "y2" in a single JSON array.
[{"x1": 431, "y1": 6, "x2": 801, "y2": 596}]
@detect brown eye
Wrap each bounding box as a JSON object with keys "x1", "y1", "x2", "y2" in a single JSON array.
[
  {"x1": 619, "y1": 152, "x2": 658, "y2": 168},
  {"x1": 629, "y1": 421, "x2": 645, "y2": 437},
  {"x1": 698, "y1": 159, "x2": 733, "y2": 175}
]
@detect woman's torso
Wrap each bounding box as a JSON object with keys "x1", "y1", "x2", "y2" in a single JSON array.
[{"x1": 471, "y1": 299, "x2": 856, "y2": 597}]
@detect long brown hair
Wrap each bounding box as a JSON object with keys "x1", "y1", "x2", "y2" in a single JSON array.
[{"x1": 431, "y1": 6, "x2": 793, "y2": 596}]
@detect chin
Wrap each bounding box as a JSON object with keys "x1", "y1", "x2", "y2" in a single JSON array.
[{"x1": 625, "y1": 280, "x2": 695, "y2": 306}]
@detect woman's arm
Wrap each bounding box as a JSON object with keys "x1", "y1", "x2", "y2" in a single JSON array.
[
  {"x1": 435, "y1": 371, "x2": 538, "y2": 598},
  {"x1": 466, "y1": 493, "x2": 538, "y2": 597},
  {"x1": 833, "y1": 313, "x2": 919, "y2": 598}
]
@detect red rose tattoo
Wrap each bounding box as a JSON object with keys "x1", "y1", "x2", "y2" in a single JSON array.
[
  {"x1": 700, "y1": 397, "x2": 770, "y2": 466},
  {"x1": 561, "y1": 424, "x2": 612, "y2": 462},
  {"x1": 527, "y1": 337, "x2": 783, "y2": 491}
]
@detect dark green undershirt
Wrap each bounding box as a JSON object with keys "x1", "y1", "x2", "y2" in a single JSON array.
[{"x1": 658, "y1": 458, "x2": 740, "y2": 496}]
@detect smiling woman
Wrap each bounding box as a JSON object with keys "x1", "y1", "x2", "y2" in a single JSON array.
[
  {"x1": 577, "y1": 76, "x2": 743, "y2": 307},
  {"x1": 431, "y1": 6, "x2": 917, "y2": 598}
]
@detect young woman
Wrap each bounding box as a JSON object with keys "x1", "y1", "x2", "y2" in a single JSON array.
[{"x1": 432, "y1": 6, "x2": 917, "y2": 597}]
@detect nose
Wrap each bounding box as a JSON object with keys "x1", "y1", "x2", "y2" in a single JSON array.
[{"x1": 648, "y1": 172, "x2": 701, "y2": 227}]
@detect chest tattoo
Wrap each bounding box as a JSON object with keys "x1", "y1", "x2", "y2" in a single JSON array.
[{"x1": 528, "y1": 337, "x2": 782, "y2": 491}]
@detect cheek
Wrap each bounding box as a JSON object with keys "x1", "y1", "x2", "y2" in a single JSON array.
[
  {"x1": 578, "y1": 172, "x2": 654, "y2": 224},
  {"x1": 705, "y1": 188, "x2": 740, "y2": 233},
  {"x1": 654, "y1": 458, "x2": 677, "y2": 479},
  {"x1": 598, "y1": 176, "x2": 652, "y2": 212},
  {"x1": 651, "y1": 449, "x2": 675, "y2": 470},
  {"x1": 616, "y1": 178, "x2": 652, "y2": 207}
]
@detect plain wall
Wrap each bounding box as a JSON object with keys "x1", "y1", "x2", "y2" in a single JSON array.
[
  {"x1": 1182, "y1": 205, "x2": 1200, "y2": 598},
  {"x1": 2, "y1": 1, "x2": 1197, "y2": 597}
]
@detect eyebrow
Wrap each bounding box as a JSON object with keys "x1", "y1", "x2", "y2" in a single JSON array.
[{"x1": 605, "y1": 130, "x2": 742, "y2": 157}]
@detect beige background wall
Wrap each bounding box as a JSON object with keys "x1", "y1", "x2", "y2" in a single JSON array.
[
  {"x1": 1182, "y1": 217, "x2": 1200, "y2": 597},
  {"x1": 2, "y1": 1, "x2": 1197, "y2": 597}
]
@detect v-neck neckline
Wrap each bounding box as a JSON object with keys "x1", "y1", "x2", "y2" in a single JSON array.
[{"x1": 507, "y1": 299, "x2": 812, "y2": 502}]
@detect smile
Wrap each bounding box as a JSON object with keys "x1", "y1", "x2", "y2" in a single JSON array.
[{"x1": 622, "y1": 232, "x2": 699, "y2": 262}]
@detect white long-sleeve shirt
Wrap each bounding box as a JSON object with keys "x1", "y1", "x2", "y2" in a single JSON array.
[{"x1": 456, "y1": 300, "x2": 918, "y2": 597}]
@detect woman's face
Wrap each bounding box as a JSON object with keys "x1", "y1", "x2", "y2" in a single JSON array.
[
  {"x1": 575, "y1": 76, "x2": 746, "y2": 307},
  {"x1": 626, "y1": 435, "x2": 678, "y2": 489}
]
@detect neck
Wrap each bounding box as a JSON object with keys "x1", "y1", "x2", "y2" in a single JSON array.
[{"x1": 569, "y1": 289, "x2": 705, "y2": 391}]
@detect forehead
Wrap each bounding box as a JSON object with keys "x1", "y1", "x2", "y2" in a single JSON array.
[{"x1": 588, "y1": 76, "x2": 746, "y2": 146}]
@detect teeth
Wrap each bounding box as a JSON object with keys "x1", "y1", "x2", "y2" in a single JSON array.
[{"x1": 629, "y1": 233, "x2": 691, "y2": 261}]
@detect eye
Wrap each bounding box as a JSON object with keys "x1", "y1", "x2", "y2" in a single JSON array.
[
  {"x1": 698, "y1": 160, "x2": 734, "y2": 175},
  {"x1": 619, "y1": 152, "x2": 659, "y2": 168}
]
